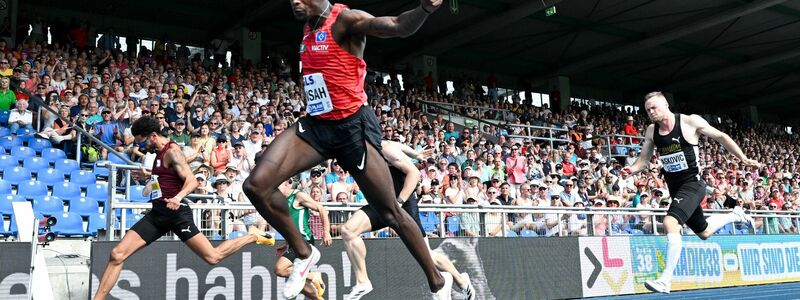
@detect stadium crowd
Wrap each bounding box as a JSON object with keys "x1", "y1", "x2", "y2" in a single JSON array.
[{"x1": 2, "y1": 21, "x2": 799, "y2": 239}]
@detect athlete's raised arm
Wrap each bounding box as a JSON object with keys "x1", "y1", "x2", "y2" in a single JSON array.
[
  {"x1": 343, "y1": 0, "x2": 442, "y2": 38},
  {"x1": 687, "y1": 114, "x2": 760, "y2": 168}
]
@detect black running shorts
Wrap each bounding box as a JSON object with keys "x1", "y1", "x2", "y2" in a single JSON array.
[
  {"x1": 282, "y1": 238, "x2": 316, "y2": 261},
  {"x1": 666, "y1": 180, "x2": 709, "y2": 233},
  {"x1": 295, "y1": 105, "x2": 383, "y2": 175},
  {"x1": 360, "y1": 192, "x2": 425, "y2": 237},
  {"x1": 129, "y1": 203, "x2": 200, "y2": 244}
]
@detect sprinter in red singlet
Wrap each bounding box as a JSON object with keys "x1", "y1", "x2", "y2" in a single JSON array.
[
  {"x1": 93, "y1": 116, "x2": 275, "y2": 300},
  {"x1": 242, "y1": 0, "x2": 446, "y2": 298}
]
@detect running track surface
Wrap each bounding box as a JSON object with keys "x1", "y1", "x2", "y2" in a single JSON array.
[{"x1": 593, "y1": 282, "x2": 800, "y2": 300}]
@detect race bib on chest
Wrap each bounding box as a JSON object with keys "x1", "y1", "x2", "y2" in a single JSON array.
[
  {"x1": 303, "y1": 73, "x2": 333, "y2": 116},
  {"x1": 660, "y1": 152, "x2": 689, "y2": 173}
]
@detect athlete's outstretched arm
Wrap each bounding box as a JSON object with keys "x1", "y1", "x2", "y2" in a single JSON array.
[
  {"x1": 345, "y1": 0, "x2": 443, "y2": 38},
  {"x1": 297, "y1": 192, "x2": 333, "y2": 247},
  {"x1": 382, "y1": 141, "x2": 421, "y2": 202},
  {"x1": 688, "y1": 115, "x2": 760, "y2": 167},
  {"x1": 626, "y1": 125, "x2": 655, "y2": 175}
]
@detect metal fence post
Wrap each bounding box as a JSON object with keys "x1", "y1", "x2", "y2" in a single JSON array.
[
  {"x1": 106, "y1": 164, "x2": 117, "y2": 241},
  {"x1": 439, "y1": 211, "x2": 446, "y2": 238}
]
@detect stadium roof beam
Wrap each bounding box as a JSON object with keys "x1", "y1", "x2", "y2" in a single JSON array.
[
  {"x1": 665, "y1": 47, "x2": 800, "y2": 90},
  {"x1": 746, "y1": 86, "x2": 800, "y2": 106},
  {"x1": 542, "y1": 0, "x2": 789, "y2": 77},
  {"x1": 213, "y1": 1, "x2": 286, "y2": 38},
  {"x1": 398, "y1": 0, "x2": 564, "y2": 62}
]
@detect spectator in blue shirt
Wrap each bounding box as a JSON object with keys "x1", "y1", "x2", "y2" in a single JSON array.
[{"x1": 92, "y1": 108, "x2": 121, "y2": 146}]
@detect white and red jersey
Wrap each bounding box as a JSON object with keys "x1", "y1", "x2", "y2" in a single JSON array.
[{"x1": 300, "y1": 3, "x2": 368, "y2": 120}]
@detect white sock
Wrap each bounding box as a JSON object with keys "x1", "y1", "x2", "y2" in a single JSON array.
[
  {"x1": 703, "y1": 212, "x2": 740, "y2": 234},
  {"x1": 660, "y1": 233, "x2": 682, "y2": 282}
]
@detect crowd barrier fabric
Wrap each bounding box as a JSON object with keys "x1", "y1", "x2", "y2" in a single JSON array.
[
  {"x1": 0, "y1": 243, "x2": 33, "y2": 299},
  {"x1": 86, "y1": 235, "x2": 800, "y2": 299}
]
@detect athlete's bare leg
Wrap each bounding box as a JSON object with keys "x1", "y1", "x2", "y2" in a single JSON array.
[
  {"x1": 275, "y1": 257, "x2": 322, "y2": 300},
  {"x1": 340, "y1": 210, "x2": 374, "y2": 284},
  {"x1": 93, "y1": 231, "x2": 148, "y2": 300},
  {"x1": 243, "y1": 125, "x2": 325, "y2": 259},
  {"x1": 431, "y1": 251, "x2": 467, "y2": 289},
  {"x1": 183, "y1": 232, "x2": 259, "y2": 265},
  {"x1": 350, "y1": 143, "x2": 444, "y2": 291}
]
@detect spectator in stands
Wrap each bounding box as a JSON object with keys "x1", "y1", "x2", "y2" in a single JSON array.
[
  {"x1": 210, "y1": 136, "x2": 231, "y2": 174},
  {"x1": 229, "y1": 141, "x2": 254, "y2": 181},
  {"x1": 0, "y1": 58, "x2": 11, "y2": 77},
  {"x1": 461, "y1": 196, "x2": 481, "y2": 236},
  {"x1": 242, "y1": 130, "x2": 262, "y2": 161},
  {"x1": 505, "y1": 144, "x2": 527, "y2": 196},
  {"x1": 92, "y1": 108, "x2": 121, "y2": 143},
  {"x1": 0, "y1": 77, "x2": 15, "y2": 110},
  {"x1": 169, "y1": 119, "x2": 190, "y2": 147},
  {"x1": 36, "y1": 105, "x2": 75, "y2": 144},
  {"x1": 8, "y1": 99, "x2": 33, "y2": 133}
]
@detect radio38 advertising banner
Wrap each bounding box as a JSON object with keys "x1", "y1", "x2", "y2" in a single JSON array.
[{"x1": 579, "y1": 235, "x2": 800, "y2": 297}]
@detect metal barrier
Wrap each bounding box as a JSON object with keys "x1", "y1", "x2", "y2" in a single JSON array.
[
  {"x1": 8, "y1": 80, "x2": 135, "y2": 165},
  {"x1": 599, "y1": 133, "x2": 645, "y2": 159},
  {"x1": 505, "y1": 123, "x2": 571, "y2": 149},
  {"x1": 419, "y1": 100, "x2": 512, "y2": 123},
  {"x1": 101, "y1": 163, "x2": 218, "y2": 241},
  {"x1": 106, "y1": 200, "x2": 800, "y2": 241}
]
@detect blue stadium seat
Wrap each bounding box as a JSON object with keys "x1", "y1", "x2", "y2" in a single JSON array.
[
  {"x1": 519, "y1": 229, "x2": 538, "y2": 237},
  {"x1": 0, "y1": 136, "x2": 22, "y2": 149},
  {"x1": 37, "y1": 168, "x2": 65, "y2": 187},
  {"x1": 716, "y1": 224, "x2": 734, "y2": 235},
  {"x1": 93, "y1": 160, "x2": 110, "y2": 178},
  {"x1": 627, "y1": 229, "x2": 645, "y2": 235},
  {"x1": 0, "y1": 215, "x2": 18, "y2": 237},
  {"x1": 22, "y1": 157, "x2": 49, "y2": 174},
  {"x1": 15, "y1": 128, "x2": 35, "y2": 143},
  {"x1": 52, "y1": 213, "x2": 90, "y2": 237},
  {"x1": 17, "y1": 180, "x2": 48, "y2": 199},
  {"x1": 229, "y1": 231, "x2": 248, "y2": 239},
  {"x1": 0, "y1": 145, "x2": 4, "y2": 155},
  {"x1": 2, "y1": 166, "x2": 31, "y2": 185},
  {"x1": 33, "y1": 196, "x2": 65, "y2": 216},
  {"x1": 27, "y1": 138, "x2": 52, "y2": 154},
  {"x1": 0, "y1": 126, "x2": 10, "y2": 137},
  {"x1": 52, "y1": 182, "x2": 82, "y2": 202},
  {"x1": 129, "y1": 185, "x2": 149, "y2": 202},
  {"x1": 41, "y1": 148, "x2": 67, "y2": 163},
  {"x1": 0, "y1": 154, "x2": 17, "y2": 169},
  {"x1": 108, "y1": 153, "x2": 130, "y2": 166},
  {"x1": 10, "y1": 146, "x2": 35, "y2": 163},
  {"x1": 0, "y1": 179, "x2": 11, "y2": 195},
  {"x1": 0, "y1": 111, "x2": 8, "y2": 126},
  {"x1": 376, "y1": 230, "x2": 391, "y2": 238},
  {"x1": 69, "y1": 170, "x2": 96, "y2": 187},
  {"x1": 0, "y1": 195, "x2": 26, "y2": 216},
  {"x1": 446, "y1": 216, "x2": 460, "y2": 235},
  {"x1": 271, "y1": 231, "x2": 284, "y2": 241},
  {"x1": 86, "y1": 183, "x2": 109, "y2": 202},
  {"x1": 738, "y1": 228, "x2": 750, "y2": 235},
  {"x1": 125, "y1": 214, "x2": 144, "y2": 229},
  {"x1": 54, "y1": 159, "x2": 80, "y2": 174},
  {"x1": 88, "y1": 214, "x2": 115, "y2": 236},
  {"x1": 69, "y1": 198, "x2": 100, "y2": 218}
]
